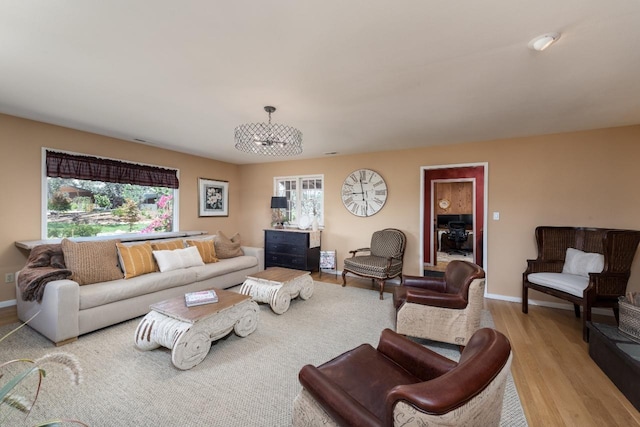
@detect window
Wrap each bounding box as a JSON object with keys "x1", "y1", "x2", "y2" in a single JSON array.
[
  {"x1": 274, "y1": 175, "x2": 324, "y2": 227},
  {"x1": 43, "y1": 149, "x2": 179, "y2": 239}
]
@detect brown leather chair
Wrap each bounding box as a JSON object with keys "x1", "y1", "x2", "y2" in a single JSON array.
[
  {"x1": 292, "y1": 328, "x2": 512, "y2": 427},
  {"x1": 393, "y1": 260, "x2": 485, "y2": 347}
]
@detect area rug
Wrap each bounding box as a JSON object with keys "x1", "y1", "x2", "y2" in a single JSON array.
[{"x1": 0, "y1": 282, "x2": 527, "y2": 426}]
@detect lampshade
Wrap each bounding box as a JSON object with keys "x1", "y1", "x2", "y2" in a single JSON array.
[
  {"x1": 235, "y1": 106, "x2": 303, "y2": 156},
  {"x1": 528, "y1": 32, "x2": 561, "y2": 51},
  {"x1": 271, "y1": 196, "x2": 288, "y2": 209}
]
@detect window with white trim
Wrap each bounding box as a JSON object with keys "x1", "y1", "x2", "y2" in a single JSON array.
[
  {"x1": 43, "y1": 149, "x2": 179, "y2": 239},
  {"x1": 274, "y1": 175, "x2": 324, "y2": 227}
]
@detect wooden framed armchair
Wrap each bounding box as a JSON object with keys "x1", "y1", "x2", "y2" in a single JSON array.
[
  {"x1": 393, "y1": 260, "x2": 486, "y2": 347},
  {"x1": 523, "y1": 226, "x2": 640, "y2": 342},
  {"x1": 292, "y1": 328, "x2": 512, "y2": 427},
  {"x1": 342, "y1": 228, "x2": 406, "y2": 299}
]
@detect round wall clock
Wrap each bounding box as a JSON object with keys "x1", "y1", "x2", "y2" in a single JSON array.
[
  {"x1": 438, "y1": 199, "x2": 450, "y2": 209},
  {"x1": 341, "y1": 168, "x2": 388, "y2": 217}
]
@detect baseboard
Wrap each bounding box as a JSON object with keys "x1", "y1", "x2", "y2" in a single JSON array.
[
  {"x1": 484, "y1": 292, "x2": 614, "y2": 316},
  {"x1": 0, "y1": 299, "x2": 16, "y2": 308}
]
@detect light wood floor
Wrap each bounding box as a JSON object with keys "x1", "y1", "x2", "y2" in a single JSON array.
[
  {"x1": 317, "y1": 273, "x2": 640, "y2": 427},
  {"x1": 3, "y1": 274, "x2": 639, "y2": 426}
]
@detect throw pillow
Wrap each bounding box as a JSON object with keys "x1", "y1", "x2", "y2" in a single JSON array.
[
  {"x1": 562, "y1": 248, "x2": 604, "y2": 277},
  {"x1": 153, "y1": 246, "x2": 205, "y2": 272},
  {"x1": 61, "y1": 239, "x2": 123, "y2": 285},
  {"x1": 117, "y1": 242, "x2": 158, "y2": 279},
  {"x1": 214, "y1": 231, "x2": 244, "y2": 259},
  {"x1": 151, "y1": 240, "x2": 185, "y2": 251},
  {"x1": 185, "y1": 239, "x2": 219, "y2": 263}
]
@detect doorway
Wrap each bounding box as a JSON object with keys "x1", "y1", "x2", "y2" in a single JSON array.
[{"x1": 420, "y1": 164, "x2": 487, "y2": 275}]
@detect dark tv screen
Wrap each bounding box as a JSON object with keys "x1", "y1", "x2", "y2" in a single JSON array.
[{"x1": 437, "y1": 214, "x2": 473, "y2": 229}]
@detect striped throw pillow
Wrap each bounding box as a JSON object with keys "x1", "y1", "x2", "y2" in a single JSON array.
[
  {"x1": 151, "y1": 240, "x2": 184, "y2": 251},
  {"x1": 185, "y1": 239, "x2": 219, "y2": 263},
  {"x1": 117, "y1": 242, "x2": 158, "y2": 279}
]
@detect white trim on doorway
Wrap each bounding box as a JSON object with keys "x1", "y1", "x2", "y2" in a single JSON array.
[{"x1": 419, "y1": 162, "x2": 489, "y2": 286}]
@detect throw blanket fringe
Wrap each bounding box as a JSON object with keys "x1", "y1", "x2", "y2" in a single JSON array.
[{"x1": 18, "y1": 244, "x2": 72, "y2": 303}]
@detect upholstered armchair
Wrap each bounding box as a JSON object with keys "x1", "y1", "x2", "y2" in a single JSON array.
[
  {"x1": 292, "y1": 328, "x2": 512, "y2": 427},
  {"x1": 393, "y1": 260, "x2": 485, "y2": 347},
  {"x1": 342, "y1": 228, "x2": 406, "y2": 299}
]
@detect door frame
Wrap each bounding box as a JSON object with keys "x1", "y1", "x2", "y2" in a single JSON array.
[
  {"x1": 419, "y1": 162, "x2": 488, "y2": 274},
  {"x1": 430, "y1": 177, "x2": 476, "y2": 266}
]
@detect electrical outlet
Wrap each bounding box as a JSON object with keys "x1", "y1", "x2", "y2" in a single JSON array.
[{"x1": 5, "y1": 273, "x2": 15, "y2": 283}]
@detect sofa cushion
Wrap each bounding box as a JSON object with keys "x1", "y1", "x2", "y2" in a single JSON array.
[
  {"x1": 185, "y1": 239, "x2": 219, "y2": 263},
  {"x1": 214, "y1": 231, "x2": 244, "y2": 259},
  {"x1": 527, "y1": 272, "x2": 589, "y2": 298},
  {"x1": 61, "y1": 239, "x2": 123, "y2": 285},
  {"x1": 153, "y1": 246, "x2": 204, "y2": 272},
  {"x1": 151, "y1": 240, "x2": 185, "y2": 251},
  {"x1": 562, "y1": 248, "x2": 604, "y2": 277},
  {"x1": 79, "y1": 269, "x2": 198, "y2": 310},
  {"x1": 116, "y1": 242, "x2": 158, "y2": 279},
  {"x1": 191, "y1": 255, "x2": 259, "y2": 282}
]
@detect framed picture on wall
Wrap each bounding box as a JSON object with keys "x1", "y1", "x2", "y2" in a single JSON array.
[{"x1": 198, "y1": 178, "x2": 229, "y2": 217}]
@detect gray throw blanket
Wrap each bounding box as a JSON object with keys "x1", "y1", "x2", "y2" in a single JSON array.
[{"x1": 18, "y1": 243, "x2": 72, "y2": 302}]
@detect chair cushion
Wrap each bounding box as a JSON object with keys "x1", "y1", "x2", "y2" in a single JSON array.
[
  {"x1": 315, "y1": 343, "x2": 421, "y2": 422},
  {"x1": 344, "y1": 256, "x2": 402, "y2": 279},
  {"x1": 527, "y1": 272, "x2": 589, "y2": 297}
]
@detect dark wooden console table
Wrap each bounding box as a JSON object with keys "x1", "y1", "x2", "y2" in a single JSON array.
[{"x1": 587, "y1": 322, "x2": 640, "y2": 411}]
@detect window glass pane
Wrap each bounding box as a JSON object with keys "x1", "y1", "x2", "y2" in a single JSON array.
[
  {"x1": 46, "y1": 177, "x2": 176, "y2": 238},
  {"x1": 274, "y1": 175, "x2": 323, "y2": 227}
]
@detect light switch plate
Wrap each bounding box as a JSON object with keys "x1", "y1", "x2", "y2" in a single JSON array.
[{"x1": 493, "y1": 212, "x2": 500, "y2": 220}]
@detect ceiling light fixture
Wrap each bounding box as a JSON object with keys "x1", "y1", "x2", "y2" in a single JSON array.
[
  {"x1": 528, "y1": 32, "x2": 561, "y2": 51},
  {"x1": 234, "y1": 106, "x2": 303, "y2": 156}
]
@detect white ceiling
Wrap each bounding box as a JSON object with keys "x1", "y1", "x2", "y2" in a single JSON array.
[{"x1": 2, "y1": 1, "x2": 640, "y2": 164}]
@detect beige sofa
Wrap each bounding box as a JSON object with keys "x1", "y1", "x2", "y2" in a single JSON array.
[{"x1": 16, "y1": 239, "x2": 263, "y2": 345}]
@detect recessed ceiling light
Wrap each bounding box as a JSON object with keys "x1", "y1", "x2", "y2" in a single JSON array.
[{"x1": 528, "y1": 32, "x2": 561, "y2": 51}]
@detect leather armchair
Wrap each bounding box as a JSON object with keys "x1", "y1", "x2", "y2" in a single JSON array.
[
  {"x1": 393, "y1": 260, "x2": 485, "y2": 346},
  {"x1": 292, "y1": 328, "x2": 512, "y2": 427}
]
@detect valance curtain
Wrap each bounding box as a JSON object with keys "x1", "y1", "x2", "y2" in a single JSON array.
[{"x1": 46, "y1": 150, "x2": 179, "y2": 189}]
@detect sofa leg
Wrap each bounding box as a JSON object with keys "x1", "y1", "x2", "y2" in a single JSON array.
[
  {"x1": 55, "y1": 337, "x2": 78, "y2": 347},
  {"x1": 574, "y1": 304, "x2": 581, "y2": 318}
]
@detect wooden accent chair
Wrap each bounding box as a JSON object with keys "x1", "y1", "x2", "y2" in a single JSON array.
[
  {"x1": 342, "y1": 228, "x2": 406, "y2": 299},
  {"x1": 523, "y1": 226, "x2": 640, "y2": 342},
  {"x1": 292, "y1": 328, "x2": 512, "y2": 427},
  {"x1": 393, "y1": 260, "x2": 486, "y2": 347}
]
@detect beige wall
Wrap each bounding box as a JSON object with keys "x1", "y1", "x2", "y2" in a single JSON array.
[
  {"x1": 0, "y1": 114, "x2": 241, "y2": 302},
  {"x1": 2, "y1": 112, "x2": 640, "y2": 308},
  {"x1": 239, "y1": 125, "x2": 640, "y2": 303}
]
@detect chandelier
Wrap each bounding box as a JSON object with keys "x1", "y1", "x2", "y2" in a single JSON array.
[{"x1": 234, "y1": 106, "x2": 303, "y2": 156}]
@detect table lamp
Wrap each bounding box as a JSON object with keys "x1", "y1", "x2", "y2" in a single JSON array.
[{"x1": 271, "y1": 196, "x2": 288, "y2": 228}]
